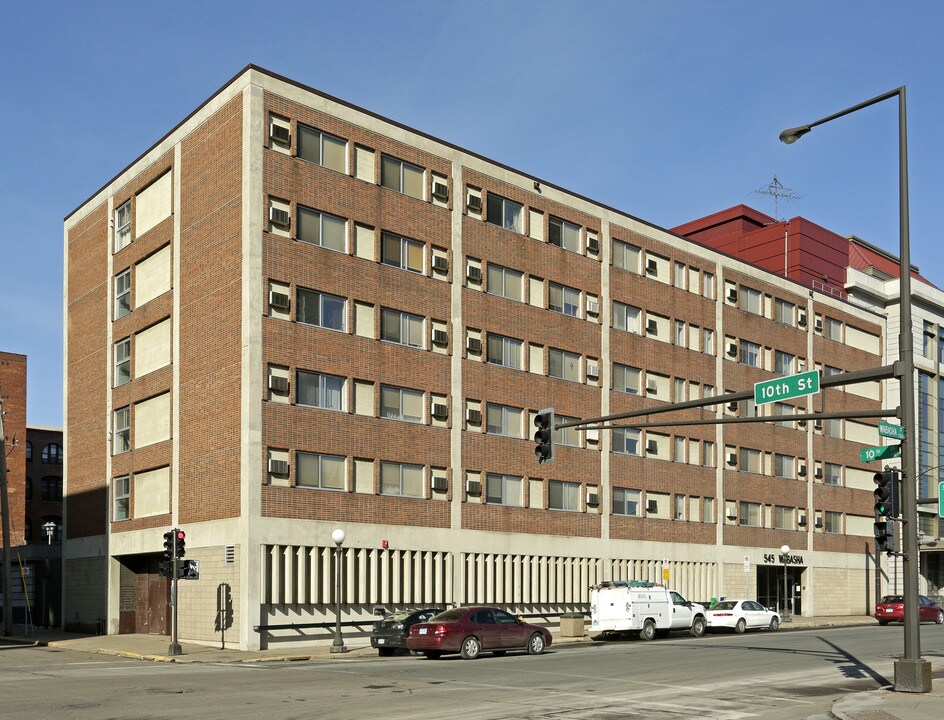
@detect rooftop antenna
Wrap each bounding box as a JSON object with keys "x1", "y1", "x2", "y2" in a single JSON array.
[{"x1": 753, "y1": 175, "x2": 801, "y2": 221}]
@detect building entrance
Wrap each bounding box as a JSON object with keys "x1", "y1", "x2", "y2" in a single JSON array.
[
  {"x1": 757, "y1": 565, "x2": 803, "y2": 616},
  {"x1": 117, "y1": 555, "x2": 169, "y2": 635}
]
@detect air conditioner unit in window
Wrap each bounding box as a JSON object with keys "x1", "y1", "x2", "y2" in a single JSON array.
[
  {"x1": 466, "y1": 265, "x2": 482, "y2": 282},
  {"x1": 815, "y1": 517, "x2": 823, "y2": 529},
  {"x1": 727, "y1": 508, "x2": 739, "y2": 521},
  {"x1": 814, "y1": 420, "x2": 823, "y2": 431},
  {"x1": 269, "y1": 206, "x2": 290, "y2": 227},
  {"x1": 268, "y1": 459, "x2": 289, "y2": 476},
  {"x1": 587, "y1": 236, "x2": 599, "y2": 253},
  {"x1": 646, "y1": 382, "x2": 657, "y2": 394},
  {"x1": 727, "y1": 287, "x2": 738, "y2": 303},
  {"x1": 646, "y1": 319, "x2": 658, "y2": 334},
  {"x1": 432, "y1": 255, "x2": 449, "y2": 272},
  {"x1": 726, "y1": 342, "x2": 738, "y2": 357},
  {"x1": 432, "y1": 181, "x2": 449, "y2": 201},
  {"x1": 797, "y1": 418, "x2": 807, "y2": 427},
  {"x1": 432, "y1": 329, "x2": 448, "y2": 345},
  {"x1": 814, "y1": 318, "x2": 823, "y2": 332},
  {"x1": 798, "y1": 515, "x2": 807, "y2": 527},
  {"x1": 798, "y1": 463, "x2": 807, "y2": 477},
  {"x1": 587, "y1": 367, "x2": 599, "y2": 381},
  {"x1": 646, "y1": 499, "x2": 658, "y2": 514},
  {"x1": 431, "y1": 402, "x2": 449, "y2": 420},
  {"x1": 727, "y1": 401, "x2": 738, "y2": 412},
  {"x1": 466, "y1": 408, "x2": 482, "y2": 425},
  {"x1": 645, "y1": 258, "x2": 658, "y2": 275},
  {"x1": 586, "y1": 428, "x2": 600, "y2": 444},
  {"x1": 466, "y1": 479, "x2": 482, "y2": 495},
  {"x1": 586, "y1": 490, "x2": 599, "y2": 507},
  {"x1": 431, "y1": 476, "x2": 448, "y2": 492},
  {"x1": 646, "y1": 439, "x2": 658, "y2": 454},
  {"x1": 798, "y1": 310, "x2": 807, "y2": 327},
  {"x1": 467, "y1": 337, "x2": 482, "y2": 354},
  {"x1": 726, "y1": 452, "x2": 738, "y2": 466},
  {"x1": 268, "y1": 375, "x2": 289, "y2": 392},
  {"x1": 586, "y1": 299, "x2": 599, "y2": 315},
  {"x1": 467, "y1": 195, "x2": 482, "y2": 213},
  {"x1": 269, "y1": 291, "x2": 290, "y2": 310},
  {"x1": 270, "y1": 123, "x2": 291, "y2": 145},
  {"x1": 814, "y1": 466, "x2": 823, "y2": 479}
]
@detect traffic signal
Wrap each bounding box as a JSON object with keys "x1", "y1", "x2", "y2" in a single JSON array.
[
  {"x1": 874, "y1": 519, "x2": 893, "y2": 553},
  {"x1": 873, "y1": 471, "x2": 900, "y2": 517},
  {"x1": 178, "y1": 559, "x2": 200, "y2": 580},
  {"x1": 163, "y1": 530, "x2": 175, "y2": 560},
  {"x1": 534, "y1": 408, "x2": 555, "y2": 464},
  {"x1": 174, "y1": 529, "x2": 186, "y2": 559},
  {"x1": 158, "y1": 560, "x2": 173, "y2": 578}
]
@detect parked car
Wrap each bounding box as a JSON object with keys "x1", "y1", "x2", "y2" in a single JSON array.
[
  {"x1": 406, "y1": 606, "x2": 552, "y2": 659},
  {"x1": 706, "y1": 600, "x2": 781, "y2": 633},
  {"x1": 590, "y1": 581, "x2": 707, "y2": 640},
  {"x1": 371, "y1": 607, "x2": 444, "y2": 655},
  {"x1": 874, "y1": 595, "x2": 944, "y2": 625}
]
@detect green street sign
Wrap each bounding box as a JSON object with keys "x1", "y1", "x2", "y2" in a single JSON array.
[
  {"x1": 860, "y1": 444, "x2": 901, "y2": 463},
  {"x1": 939, "y1": 481, "x2": 944, "y2": 519},
  {"x1": 878, "y1": 421, "x2": 905, "y2": 440},
  {"x1": 754, "y1": 370, "x2": 820, "y2": 406}
]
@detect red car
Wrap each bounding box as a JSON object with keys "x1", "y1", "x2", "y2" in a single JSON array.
[
  {"x1": 406, "y1": 606, "x2": 552, "y2": 659},
  {"x1": 874, "y1": 595, "x2": 944, "y2": 625}
]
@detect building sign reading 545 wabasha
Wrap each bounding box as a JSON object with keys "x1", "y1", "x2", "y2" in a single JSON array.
[{"x1": 764, "y1": 553, "x2": 804, "y2": 565}]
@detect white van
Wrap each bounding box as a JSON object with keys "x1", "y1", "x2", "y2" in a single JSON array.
[{"x1": 589, "y1": 581, "x2": 707, "y2": 640}]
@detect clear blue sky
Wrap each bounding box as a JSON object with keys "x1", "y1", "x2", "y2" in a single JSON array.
[{"x1": 3, "y1": 1, "x2": 942, "y2": 427}]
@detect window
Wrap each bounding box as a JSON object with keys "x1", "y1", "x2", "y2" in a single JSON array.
[
  {"x1": 613, "y1": 239, "x2": 640, "y2": 272},
  {"x1": 775, "y1": 299, "x2": 795, "y2": 325},
  {"x1": 824, "y1": 462, "x2": 842, "y2": 486},
  {"x1": 773, "y1": 402, "x2": 794, "y2": 427},
  {"x1": 382, "y1": 232, "x2": 424, "y2": 273},
  {"x1": 824, "y1": 510, "x2": 843, "y2": 534},
  {"x1": 115, "y1": 270, "x2": 131, "y2": 319},
  {"x1": 297, "y1": 370, "x2": 344, "y2": 411},
  {"x1": 774, "y1": 454, "x2": 795, "y2": 479},
  {"x1": 297, "y1": 124, "x2": 346, "y2": 172},
  {"x1": 613, "y1": 363, "x2": 640, "y2": 394},
  {"x1": 115, "y1": 200, "x2": 131, "y2": 252},
  {"x1": 823, "y1": 418, "x2": 842, "y2": 438},
  {"x1": 548, "y1": 348, "x2": 580, "y2": 382},
  {"x1": 553, "y1": 415, "x2": 580, "y2": 447},
  {"x1": 674, "y1": 494, "x2": 685, "y2": 520},
  {"x1": 380, "y1": 461, "x2": 423, "y2": 497},
  {"x1": 486, "y1": 193, "x2": 523, "y2": 233},
  {"x1": 380, "y1": 308, "x2": 424, "y2": 348},
  {"x1": 114, "y1": 338, "x2": 131, "y2": 387},
  {"x1": 703, "y1": 272, "x2": 715, "y2": 299},
  {"x1": 113, "y1": 408, "x2": 130, "y2": 455},
  {"x1": 486, "y1": 403, "x2": 523, "y2": 437},
  {"x1": 613, "y1": 487, "x2": 640, "y2": 516},
  {"x1": 674, "y1": 262, "x2": 686, "y2": 290},
  {"x1": 486, "y1": 473, "x2": 522, "y2": 506},
  {"x1": 113, "y1": 476, "x2": 130, "y2": 521},
  {"x1": 824, "y1": 318, "x2": 843, "y2": 341},
  {"x1": 487, "y1": 264, "x2": 523, "y2": 301},
  {"x1": 739, "y1": 501, "x2": 761, "y2": 527},
  {"x1": 548, "y1": 283, "x2": 580, "y2": 317},
  {"x1": 41, "y1": 476, "x2": 63, "y2": 501},
  {"x1": 673, "y1": 436, "x2": 686, "y2": 462},
  {"x1": 548, "y1": 480, "x2": 580, "y2": 511},
  {"x1": 41, "y1": 443, "x2": 63, "y2": 465},
  {"x1": 774, "y1": 505, "x2": 793, "y2": 530},
  {"x1": 613, "y1": 302, "x2": 641, "y2": 334},
  {"x1": 381, "y1": 154, "x2": 424, "y2": 199},
  {"x1": 703, "y1": 441, "x2": 715, "y2": 467},
  {"x1": 673, "y1": 378, "x2": 686, "y2": 402},
  {"x1": 548, "y1": 216, "x2": 580, "y2": 252},
  {"x1": 298, "y1": 207, "x2": 346, "y2": 252},
  {"x1": 775, "y1": 350, "x2": 795, "y2": 375},
  {"x1": 674, "y1": 320, "x2": 687, "y2": 347},
  {"x1": 739, "y1": 340, "x2": 761, "y2": 368},
  {"x1": 739, "y1": 286, "x2": 762, "y2": 314},
  {"x1": 297, "y1": 288, "x2": 346, "y2": 331},
  {"x1": 613, "y1": 428, "x2": 640, "y2": 455},
  {"x1": 381, "y1": 386, "x2": 424, "y2": 423},
  {"x1": 296, "y1": 452, "x2": 345, "y2": 490},
  {"x1": 739, "y1": 398, "x2": 757, "y2": 417},
  {"x1": 25, "y1": 441, "x2": 32, "y2": 462},
  {"x1": 486, "y1": 334, "x2": 522, "y2": 369},
  {"x1": 704, "y1": 328, "x2": 714, "y2": 355},
  {"x1": 739, "y1": 447, "x2": 761, "y2": 473},
  {"x1": 702, "y1": 497, "x2": 715, "y2": 522}
]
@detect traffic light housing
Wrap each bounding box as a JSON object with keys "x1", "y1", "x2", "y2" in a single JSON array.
[
  {"x1": 163, "y1": 530, "x2": 175, "y2": 560},
  {"x1": 174, "y1": 529, "x2": 186, "y2": 559},
  {"x1": 874, "y1": 519, "x2": 893, "y2": 553},
  {"x1": 178, "y1": 559, "x2": 200, "y2": 580},
  {"x1": 873, "y1": 470, "x2": 900, "y2": 517},
  {"x1": 534, "y1": 408, "x2": 555, "y2": 464}
]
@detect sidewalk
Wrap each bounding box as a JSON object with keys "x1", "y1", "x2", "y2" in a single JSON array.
[{"x1": 4, "y1": 616, "x2": 941, "y2": 719}]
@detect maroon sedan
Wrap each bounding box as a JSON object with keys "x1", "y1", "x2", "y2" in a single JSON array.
[
  {"x1": 406, "y1": 606, "x2": 552, "y2": 659},
  {"x1": 874, "y1": 594, "x2": 944, "y2": 625}
]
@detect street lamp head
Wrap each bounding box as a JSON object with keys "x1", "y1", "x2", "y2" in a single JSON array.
[
  {"x1": 332, "y1": 528, "x2": 346, "y2": 546},
  {"x1": 780, "y1": 544, "x2": 791, "y2": 555},
  {"x1": 779, "y1": 125, "x2": 811, "y2": 144}
]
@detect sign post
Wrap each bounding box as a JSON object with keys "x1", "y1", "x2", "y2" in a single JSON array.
[{"x1": 754, "y1": 370, "x2": 820, "y2": 406}]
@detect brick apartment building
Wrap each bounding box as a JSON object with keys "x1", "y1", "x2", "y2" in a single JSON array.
[
  {"x1": 65, "y1": 66, "x2": 890, "y2": 650},
  {"x1": 0, "y1": 352, "x2": 27, "y2": 618}
]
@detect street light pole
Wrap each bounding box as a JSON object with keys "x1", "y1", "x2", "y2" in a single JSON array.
[
  {"x1": 780, "y1": 86, "x2": 930, "y2": 693},
  {"x1": 780, "y1": 545, "x2": 790, "y2": 620},
  {"x1": 330, "y1": 528, "x2": 348, "y2": 653}
]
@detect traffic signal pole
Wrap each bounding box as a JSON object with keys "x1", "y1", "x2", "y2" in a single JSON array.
[{"x1": 167, "y1": 528, "x2": 183, "y2": 656}]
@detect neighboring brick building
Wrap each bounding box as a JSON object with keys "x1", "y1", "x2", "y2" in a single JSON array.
[
  {"x1": 65, "y1": 66, "x2": 889, "y2": 650},
  {"x1": 0, "y1": 352, "x2": 27, "y2": 619}
]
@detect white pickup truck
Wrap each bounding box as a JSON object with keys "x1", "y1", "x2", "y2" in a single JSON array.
[{"x1": 589, "y1": 581, "x2": 707, "y2": 640}]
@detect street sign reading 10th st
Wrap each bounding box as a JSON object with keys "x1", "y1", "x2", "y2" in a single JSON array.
[
  {"x1": 860, "y1": 444, "x2": 901, "y2": 463},
  {"x1": 754, "y1": 370, "x2": 820, "y2": 406}
]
